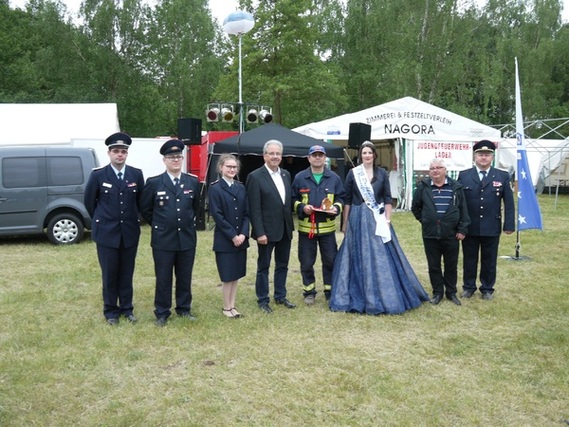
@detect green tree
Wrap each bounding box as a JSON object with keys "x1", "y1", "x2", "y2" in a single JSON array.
[
  {"x1": 146, "y1": 0, "x2": 226, "y2": 135},
  {"x1": 213, "y1": 0, "x2": 347, "y2": 130},
  {"x1": 0, "y1": 0, "x2": 100, "y2": 102},
  {"x1": 79, "y1": 0, "x2": 170, "y2": 135}
]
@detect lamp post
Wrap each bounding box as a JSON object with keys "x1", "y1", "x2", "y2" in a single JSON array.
[{"x1": 223, "y1": 11, "x2": 255, "y2": 134}]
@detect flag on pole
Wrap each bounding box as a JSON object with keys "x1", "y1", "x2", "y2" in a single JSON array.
[{"x1": 515, "y1": 58, "x2": 543, "y2": 231}]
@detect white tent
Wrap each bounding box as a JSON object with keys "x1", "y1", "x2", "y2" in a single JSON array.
[
  {"x1": 543, "y1": 143, "x2": 569, "y2": 189},
  {"x1": 294, "y1": 96, "x2": 501, "y2": 208},
  {"x1": 0, "y1": 103, "x2": 120, "y2": 145},
  {"x1": 0, "y1": 103, "x2": 170, "y2": 178},
  {"x1": 496, "y1": 137, "x2": 569, "y2": 190},
  {"x1": 294, "y1": 96, "x2": 500, "y2": 142}
]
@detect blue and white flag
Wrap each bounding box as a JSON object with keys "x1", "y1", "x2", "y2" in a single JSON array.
[{"x1": 515, "y1": 58, "x2": 543, "y2": 231}]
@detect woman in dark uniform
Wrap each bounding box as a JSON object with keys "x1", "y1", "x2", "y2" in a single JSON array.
[{"x1": 208, "y1": 154, "x2": 250, "y2": 318}]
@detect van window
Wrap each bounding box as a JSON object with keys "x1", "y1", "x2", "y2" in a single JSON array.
[
  {"x1": 2, "y1": 157, "x2": 45, "y2": 188},
  {"x1": 47, "y1": 157, "x2": 84, "y2": 186}
]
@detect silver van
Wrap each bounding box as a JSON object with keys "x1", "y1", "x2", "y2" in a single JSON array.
[{"x1": 0, "y1": 146, "x2": 99, "y2": 244}]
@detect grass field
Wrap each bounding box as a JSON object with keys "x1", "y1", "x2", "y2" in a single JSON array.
[{"x1": 0, "y1": 194, "x2": 568, "y2": 426}]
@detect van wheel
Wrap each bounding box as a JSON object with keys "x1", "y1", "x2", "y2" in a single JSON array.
[{"x1": 47, "y1": 213, "x2": 84, "y2": 245}]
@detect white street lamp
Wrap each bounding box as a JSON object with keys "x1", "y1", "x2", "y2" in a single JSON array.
[{"x1": 223, "y1": 11, "x2": 255, "y2": 134}]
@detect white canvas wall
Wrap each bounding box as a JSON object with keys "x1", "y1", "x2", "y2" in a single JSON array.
[{"x1": 0, "y1": 103, "x2": 120, "y2": 145}]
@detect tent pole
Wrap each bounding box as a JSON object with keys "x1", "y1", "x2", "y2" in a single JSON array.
[
  {"x1": 343, "y1": 148, "x2": 355, "y2": 169},
  {"x1": 199, "y1": 146, "x2": 216, "y2": 231}
]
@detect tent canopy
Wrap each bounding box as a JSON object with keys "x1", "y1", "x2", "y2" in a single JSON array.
[
  {"x1": 497, "y1": 137, "x2": 569, "y2": 188},
  {"x1": 293, "y1": 96, "x2": 500, "y2": 142},
  {"x1": 0, "y1": 103, "x2": 120, "y2": 145},
  {"x1": 209, "y1": 123, "x2": 345, "y2": 186},
  {"x1": 212, "y1": 123, "x2": 344, "y2": 159}
]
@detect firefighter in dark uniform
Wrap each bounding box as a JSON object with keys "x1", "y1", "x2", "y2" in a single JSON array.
[
  {"x1": 458, "y1": 140, "x2": 515, "y2": 300},
  {"x1": 84, "y1": 132, "x2": 145, "y2": 325},
  {"x1": 140, "y1": 139, "x2": 200, "y2": 326},
  {"x1": 291, "y1": 145, "x2": 345, "y2": 305}
]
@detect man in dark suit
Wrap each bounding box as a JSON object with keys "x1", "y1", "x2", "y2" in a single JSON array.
[
  {"x1": 458, "y1": 140, "x2": 515, "y2": 300},
  {"x1": 141, "y1": 139, "x2": 200, "y2": 326},
  {"x1": 246, "y1": 139, "x2": 296, "y2": 313},
  {"x1": 84, "y1": 132, "x2": 145, "y2": 325}
]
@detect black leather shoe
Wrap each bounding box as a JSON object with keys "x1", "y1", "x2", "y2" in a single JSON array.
[
  {"x1": 124, "y1": 314, "x2": 137, "y2": 322},
  {"x1": 178, "y1": 312, "x2": 197, "y2": 320},
  {"x1": 107, "y1": 318, "x2": 119, "y2": 326},
  {"x1": 447, "y1": 294, "x2": 462, "y2": 306},
  {"x1": 481, "y1": 292, "x2": 493, "y2": 300},
  {"x1": 461, "y1": 290, "x2": 475, "y2": 298},
  {"x1": 275, "y1": 298, "x2": 296, "y2": 309},
  {"x1": 155, "y1": 317, "x2": 168, "y2": 327},
  {"x1": 259, "y1": 303, "x2": 273, "y2": 314},
  {"x1": 430, "y1": 294, "x2": 443, "y2": 305}
]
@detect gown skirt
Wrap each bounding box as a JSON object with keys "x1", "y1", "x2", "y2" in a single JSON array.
[{"x1": 330, "y1": 204, "x2": 429, "y2": 315}]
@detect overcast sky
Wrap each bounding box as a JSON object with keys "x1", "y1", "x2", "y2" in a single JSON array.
[
  {"x1": 9, "y1": 0, "x2": 569, "y2": 23},
  {"x1": 8, "y1": 0, "x2": 241, "y2": 23}
]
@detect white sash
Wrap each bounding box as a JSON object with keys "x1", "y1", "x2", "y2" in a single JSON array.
[{"x1": 353, "y1": 165, "x2": 391, "y2": 243}]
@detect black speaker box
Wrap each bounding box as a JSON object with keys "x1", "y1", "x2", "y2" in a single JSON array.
[
  {"x1": 178, "y1": 118, "x2": 202, "y2": 145},
  {"x1": 348, "y1": 122, "x2": 371, "y2": 149}
]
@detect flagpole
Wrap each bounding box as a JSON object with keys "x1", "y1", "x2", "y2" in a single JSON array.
[
  {"x1": 513, "y1": 58, "x2": 524, "y2": 260},
  {"x1": 515, "y1": 230, "x2": 521, "y2": 259},
  {"x1": 507, "y1": 57, "x2": 544, "y2": 261}
]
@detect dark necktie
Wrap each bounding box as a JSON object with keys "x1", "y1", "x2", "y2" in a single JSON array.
[
  {"x1": 117, "y1": 172, "x2": 123, "y2": 181},
  {"x1": 174, "y1": 177, "x2": 179, "y2": 187},
  {"x1": 480, "y1": 170, "x2": 487, "y2": 184}
]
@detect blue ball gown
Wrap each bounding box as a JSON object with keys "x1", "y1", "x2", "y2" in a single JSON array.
[{"x1": 329, "y1": 203, "x2": 429, "y2": 315}]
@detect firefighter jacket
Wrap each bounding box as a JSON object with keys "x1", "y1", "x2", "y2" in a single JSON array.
[{"x1": 291, "y1": 167, "x2": 346, "y2": 236}]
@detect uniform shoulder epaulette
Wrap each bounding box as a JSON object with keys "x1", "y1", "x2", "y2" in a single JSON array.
[
  {"x1": 184, "y1": 172, "x2": 198, "y2": 178},
  {"x1": 92, "y1": 165, "x2": 105, "y2": 171},
  {"x1": 210, "y1": 179, "x2": 220, "y2": 185}
]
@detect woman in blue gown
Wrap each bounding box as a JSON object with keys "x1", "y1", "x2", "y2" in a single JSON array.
[{"x1": 330, "y1": 142, "x2": 429, "y2": 315}]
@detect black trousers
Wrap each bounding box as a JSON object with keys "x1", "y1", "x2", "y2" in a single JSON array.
[
  {"x1": 97, "y1": 242, "x2": 137, "y2": 319},
  {"x1": 255, "y1": 237, "x2": 291, "y2": 305},
  {"x1": 152, "y1": 248, "x2": 196, "y2": 318},
  {"x1": 462, "y1": 235, "x2": 500, "y2": 294},
  {"x1": 298, "y1": 233, "x2": 337, "y2": 296},
  {"x1": 423, "y1": 237, "x2": 459, "y2": 297}
]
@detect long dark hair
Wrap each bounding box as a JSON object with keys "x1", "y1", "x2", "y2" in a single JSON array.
[{"x1": 358, "y1": 141, "x2": 377, "y2": 164}]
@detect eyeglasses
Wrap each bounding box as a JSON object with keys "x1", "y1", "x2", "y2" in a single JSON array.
[
  {"x1": 224, "y1": 165, "x2": 238, "y2": 169},
  {"x1": 266, "y1": 152, "x2": 282, "y2": 157},
  {"x1": 429, "y1": 166, "x2": 445, "y2": 171},
  {"x1": 165, "y1": 155, "x2": 183, "y2": 160}
]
